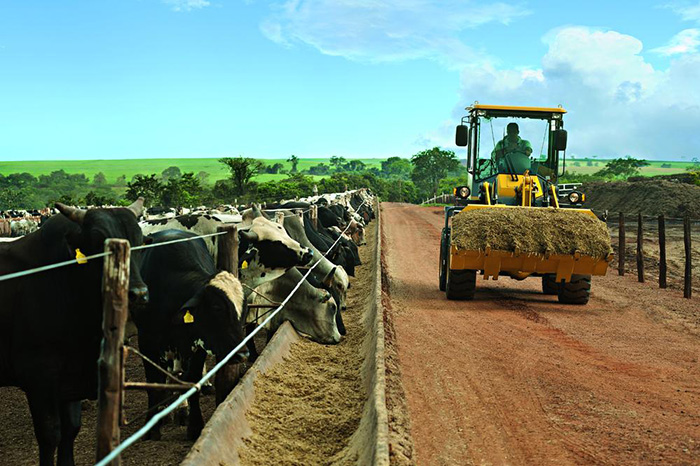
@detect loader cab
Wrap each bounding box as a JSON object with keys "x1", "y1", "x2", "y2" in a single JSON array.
[{"x1": 455, "y1": 104, "x2": 571, "y2": 207}]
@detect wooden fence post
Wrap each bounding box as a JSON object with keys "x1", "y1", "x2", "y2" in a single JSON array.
[
  {"x1": 295, "y1": 209, "x2": 304, "y2": 225},
  {"x1": 310, "y1": 205, "x2": 318, "y2": 231},
  {"x1": 637, "y1": 213, "x2": 644, "y2": 283},
  {"x1": 659, "y1": 214, "x2": 667, "y2": 289},
  {"x1": 618, "y1": 212, "x2": 625, "y2": 276},
  {"x1": 215, "y1": 224, "x2": 242, "y2": 405},
  {"x1": 275, "y1": 211, "x2": 285, "y2": 225},
  {"x1": 684, "y1": 215, "x2": 692, "y2": 299},
  {"x1": 216, "y1": 225, "x2": 239, "y2": 278},
  {"x1": 96, "y1": 239, "x2": 131, "y2": 465}
]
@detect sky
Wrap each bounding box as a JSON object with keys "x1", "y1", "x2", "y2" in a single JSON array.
[{"x1": 1, "y1": 0, "x2": 700, "y2": 161}]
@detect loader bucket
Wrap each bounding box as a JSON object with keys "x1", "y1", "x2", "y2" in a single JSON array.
[{"x1": 449, "y1": 205, "x2": 613, "y2": 282}]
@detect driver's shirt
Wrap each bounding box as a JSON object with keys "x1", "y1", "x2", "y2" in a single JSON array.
[{"x1": 491, "y1": 136, "x2": 532, "y2": 158}]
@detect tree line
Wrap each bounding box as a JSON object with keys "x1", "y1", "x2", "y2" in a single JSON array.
[{"x1": 0, "y1": 148, "x2": 463, "y2": 210}]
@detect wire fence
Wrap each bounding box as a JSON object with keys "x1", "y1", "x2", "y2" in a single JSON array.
[{"x1": 95, "y1": 196, "x2": 369, "y2": 466}]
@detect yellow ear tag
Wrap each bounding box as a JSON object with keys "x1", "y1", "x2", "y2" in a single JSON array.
[
  {"x1": 183, "y1": 310, "x2": 195, "y2": 324},
  {"x1": 241, "y1": 260, "x2": 248, "y2": 269},
  {"x1": 75, "y1": 249, "x2": 88, "y2": 265}
]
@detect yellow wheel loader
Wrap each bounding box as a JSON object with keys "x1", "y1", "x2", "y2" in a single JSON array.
[{"x1": 439, "y1": 103, "x2": 613, "y2": 304}]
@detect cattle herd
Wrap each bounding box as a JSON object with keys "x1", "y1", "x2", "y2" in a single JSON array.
[{"x1": 0, "y1": 188, "x2": 376, "y2": 466}]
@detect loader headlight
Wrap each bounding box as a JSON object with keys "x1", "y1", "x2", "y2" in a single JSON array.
[
  {"x1": 455, "y1": 186, "x2": 471, "y2": 199},
  {"x1": 568, "y1": 191, "x2": 581, "y2": 203}
]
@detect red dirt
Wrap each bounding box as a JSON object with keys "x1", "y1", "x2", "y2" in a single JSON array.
[{"x1": 381, "y1": 203, "x2": 700, "y2": 466}]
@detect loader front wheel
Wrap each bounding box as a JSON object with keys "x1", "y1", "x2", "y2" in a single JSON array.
[
  {"x1": 557, "y1": 274, "x2": 591, "y2": 305},
  {"x1": 446, "y1": 269, "x2": 476, "y2": 300},
  {"x1": 542, "y1": 274, "x2": 559, "y2": 295}
]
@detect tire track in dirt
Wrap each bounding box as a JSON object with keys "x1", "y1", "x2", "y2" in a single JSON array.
[{"x1": 381, "y1": 202, "x2": 700, "y2": 466}]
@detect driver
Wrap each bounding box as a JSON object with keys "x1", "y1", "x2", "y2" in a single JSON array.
[{"x1": 491, "y1": 122, "x2": 532, "y2": 162}]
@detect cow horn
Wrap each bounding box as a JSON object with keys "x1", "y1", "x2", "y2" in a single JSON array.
[
  {"x1": 56, "y1": 202, "x2": 87, "y2": 225},
  {"x1": 127, "y1": 197, "x2": 145, "y2": 218},
  {"x1": 239, "y1": 229, "x2": 259, "y2": 243}
]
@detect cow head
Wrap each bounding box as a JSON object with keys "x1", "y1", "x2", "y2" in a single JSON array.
[
  {"x1": 176, "y1": 271, "x2": 248, "y2": 361},
  {"x1": 56, "y1": 197, "x2": 150, "y2": 306},
  {"x1": 239, "y1": 216, "x2": 313, "y2": 272},
  {"x1": 322, "y1": 266, "x2": 349, "y2": 312}
]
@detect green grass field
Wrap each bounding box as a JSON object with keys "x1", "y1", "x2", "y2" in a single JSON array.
[
  {"x1": 564, "y1": 159, "x2": 692, "y2": 176},
  {"x1": 0, "y1": 158, "x2": 386, "y2": 184},
  {"x1": 0, "y1": 157, "x2": 692, "y2": 185}
]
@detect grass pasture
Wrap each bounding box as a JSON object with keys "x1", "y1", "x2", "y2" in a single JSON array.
[
  {"x1": 565, "y1": 159, "x2": 692, "y2": 177},
  {"x1": 0, "y1": 158, "x2": 386, "y2": 184}
]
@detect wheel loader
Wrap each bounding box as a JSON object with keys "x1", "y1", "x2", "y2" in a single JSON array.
[{"x1": 439, "y1": 103, "x2": 613, "y2": 304}]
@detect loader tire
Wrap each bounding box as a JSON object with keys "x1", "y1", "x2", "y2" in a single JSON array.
[
  {"x1": 446, "y1": 269, "x2": 476, "y2": 300},
  {"x1": 439, "y1": 228, "x2": 449, "y2": 291},
  {"x1": 542, "y1": 274, "x2": 559, "y2": 295},
  {"x1": 557, "y1": 274, "x2": 591, "y2": 305}
]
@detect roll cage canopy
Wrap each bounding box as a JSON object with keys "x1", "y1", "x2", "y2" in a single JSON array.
[
  {"x1": 455, "y1": 103, "x2": 569, "y2": 180},
  {"x1": 467, "y1": 104, "x2": 567, "y2": 121}
]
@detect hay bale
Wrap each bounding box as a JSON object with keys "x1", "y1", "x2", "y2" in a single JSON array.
[{"x1": 451, "y1": 207, "x2": 612, "y2": 258}]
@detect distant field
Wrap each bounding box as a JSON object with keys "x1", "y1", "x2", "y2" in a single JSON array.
[
  {"x1": 565, "y1": 159, "x2": 692, "y2": 177},
  {"x1": 0, "y1": 158, "x2": 386, "y2": 184}
]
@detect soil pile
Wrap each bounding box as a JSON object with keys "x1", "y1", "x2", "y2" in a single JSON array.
[
  {"x1": 451, "y1": 207, "x2": 612, "y2": 258},
  {"x1": 583, "y1": 180, "x2": 700, "y2": 218}
]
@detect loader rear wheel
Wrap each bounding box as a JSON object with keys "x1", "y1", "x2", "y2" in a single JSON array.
[
  {"x1": 557, "y1": 274, "x2": 591, "y2": 305},
  {"x1": 542, "y1": 274, "x2": 559, "y2": 295},
  {"x1": 446, "y1": 269, "x2": 476, "y2": 300},
  {"x1": 438, "y1": 228, "x2": 449, "y2": 291}
]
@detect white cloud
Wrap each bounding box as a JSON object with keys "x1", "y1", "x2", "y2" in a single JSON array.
[
  {"x1": 665, "y1": 2, "x2": 700, "y2": 22},
  {"x1": 449, "y1": 26, "x2": 700, "y2": 159},
  {"x1": 259, "y1": 0, "x2": 529, "y2": 66},
  {"x1": 163, "y1": 0, "x2": 210, "y2": 12},
  {"x1": 652, "y1": 28, "x2": 700, "y2": 55}
]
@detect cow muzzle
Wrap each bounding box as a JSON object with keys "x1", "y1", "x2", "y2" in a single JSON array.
[
  {"x1": 300, "y1": 248, "x2": 314, "y2": 265},
  {"x1": 232, "y1": 346, "x2": 249, "y2": 363},
  {"x1": 128, "y1": 286, "x2": 149, "y2": 306}
]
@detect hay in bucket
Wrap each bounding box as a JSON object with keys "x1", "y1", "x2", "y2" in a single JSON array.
[{"x1": 451, "y1": 207, "x2": 612, "y2": 258}]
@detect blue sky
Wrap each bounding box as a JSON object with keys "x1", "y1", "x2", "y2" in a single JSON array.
[{"x1": 1, "y1": 0, "x2": 700, "y2": 161}]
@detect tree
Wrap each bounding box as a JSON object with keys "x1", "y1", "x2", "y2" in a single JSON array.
[
  {"x1": 161, "y1": 166, "x2": 182, "y2": 181},
  {"x1": 219, "y1": 156, "x2": 264, "y2": 196},
  {"x1": 162, "y1": 172, "x2": 203, "y2": 207},
  {"x1": 308, "y1": 163, "x2": 330, "y2": 175},
  {"x1": 92, "y1": 171, "x2": 107, "y2": 186},
  {"x1": 287, "y1": 155, "x2": 299, "y2": 173},
  {"x1": 114, "y1": 175, "x2": 127, "y2": 187},
  {"x1": 125, "y1": 174, "x2": 164, "y2": 205},
  {"x1": 594, "y1": 156, "x2": 650, "y2": 179},
  {"x1": 686, "y1": 157, "x2": 700, "y2": 172},
  {"x1": 330, "y1": 156, "x2": 346, "y2": 172},
  {"x1": 410, "y1": 147, "x2": 461, "y2": 199},
  {"x1": 380, "y1": 156, "x2": 412, "y2": 179},
  {"x1": 196, "y1": 171, "x2": 210, "y2": 184},
  {"x1": 343, "y1": 160, "x2": 366, "y2": 172}
]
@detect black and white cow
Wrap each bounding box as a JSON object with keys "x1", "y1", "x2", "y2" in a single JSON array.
[
  {"x1": 137, "y1": 230, "x2": 248, "y2": 441},
  {"x1": 247, "y1": 267, "x2": 341, "y2": 349},
  {"x1": 0, "y1": 199, "x2": 149, "y2": 466}
]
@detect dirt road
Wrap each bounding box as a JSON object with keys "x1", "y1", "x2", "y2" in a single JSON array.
[{"x1": 382, "y1": 203, "x2": 700, "y2": 465}]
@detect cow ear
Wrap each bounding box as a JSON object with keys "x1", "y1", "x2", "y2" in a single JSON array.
[
  {"x1": 322, "y1": 266, "x2": 337, "y2": 287},
  {"x1": 174, "y1": 295, "x2": 200, "y2": 325}
]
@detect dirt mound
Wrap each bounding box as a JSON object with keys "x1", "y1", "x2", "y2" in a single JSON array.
[
  {"x1": 452, "y1": 207, "x2": 612, "y2": 258},
  {"x1": 583, "y1": 180, "x2": 700, "y2": 218}
]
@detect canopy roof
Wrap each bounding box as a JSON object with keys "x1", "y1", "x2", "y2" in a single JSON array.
[{"x1": 467, "y1": 103, "x2": 567, "y2": 120}]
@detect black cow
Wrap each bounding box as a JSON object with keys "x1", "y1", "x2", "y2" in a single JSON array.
[
  {"x1": 137, "y1": 230, "x2": 248, "y2": 441},
  {"x1": 0, "y1": 199, "x2": 148, "y2": 466}
]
